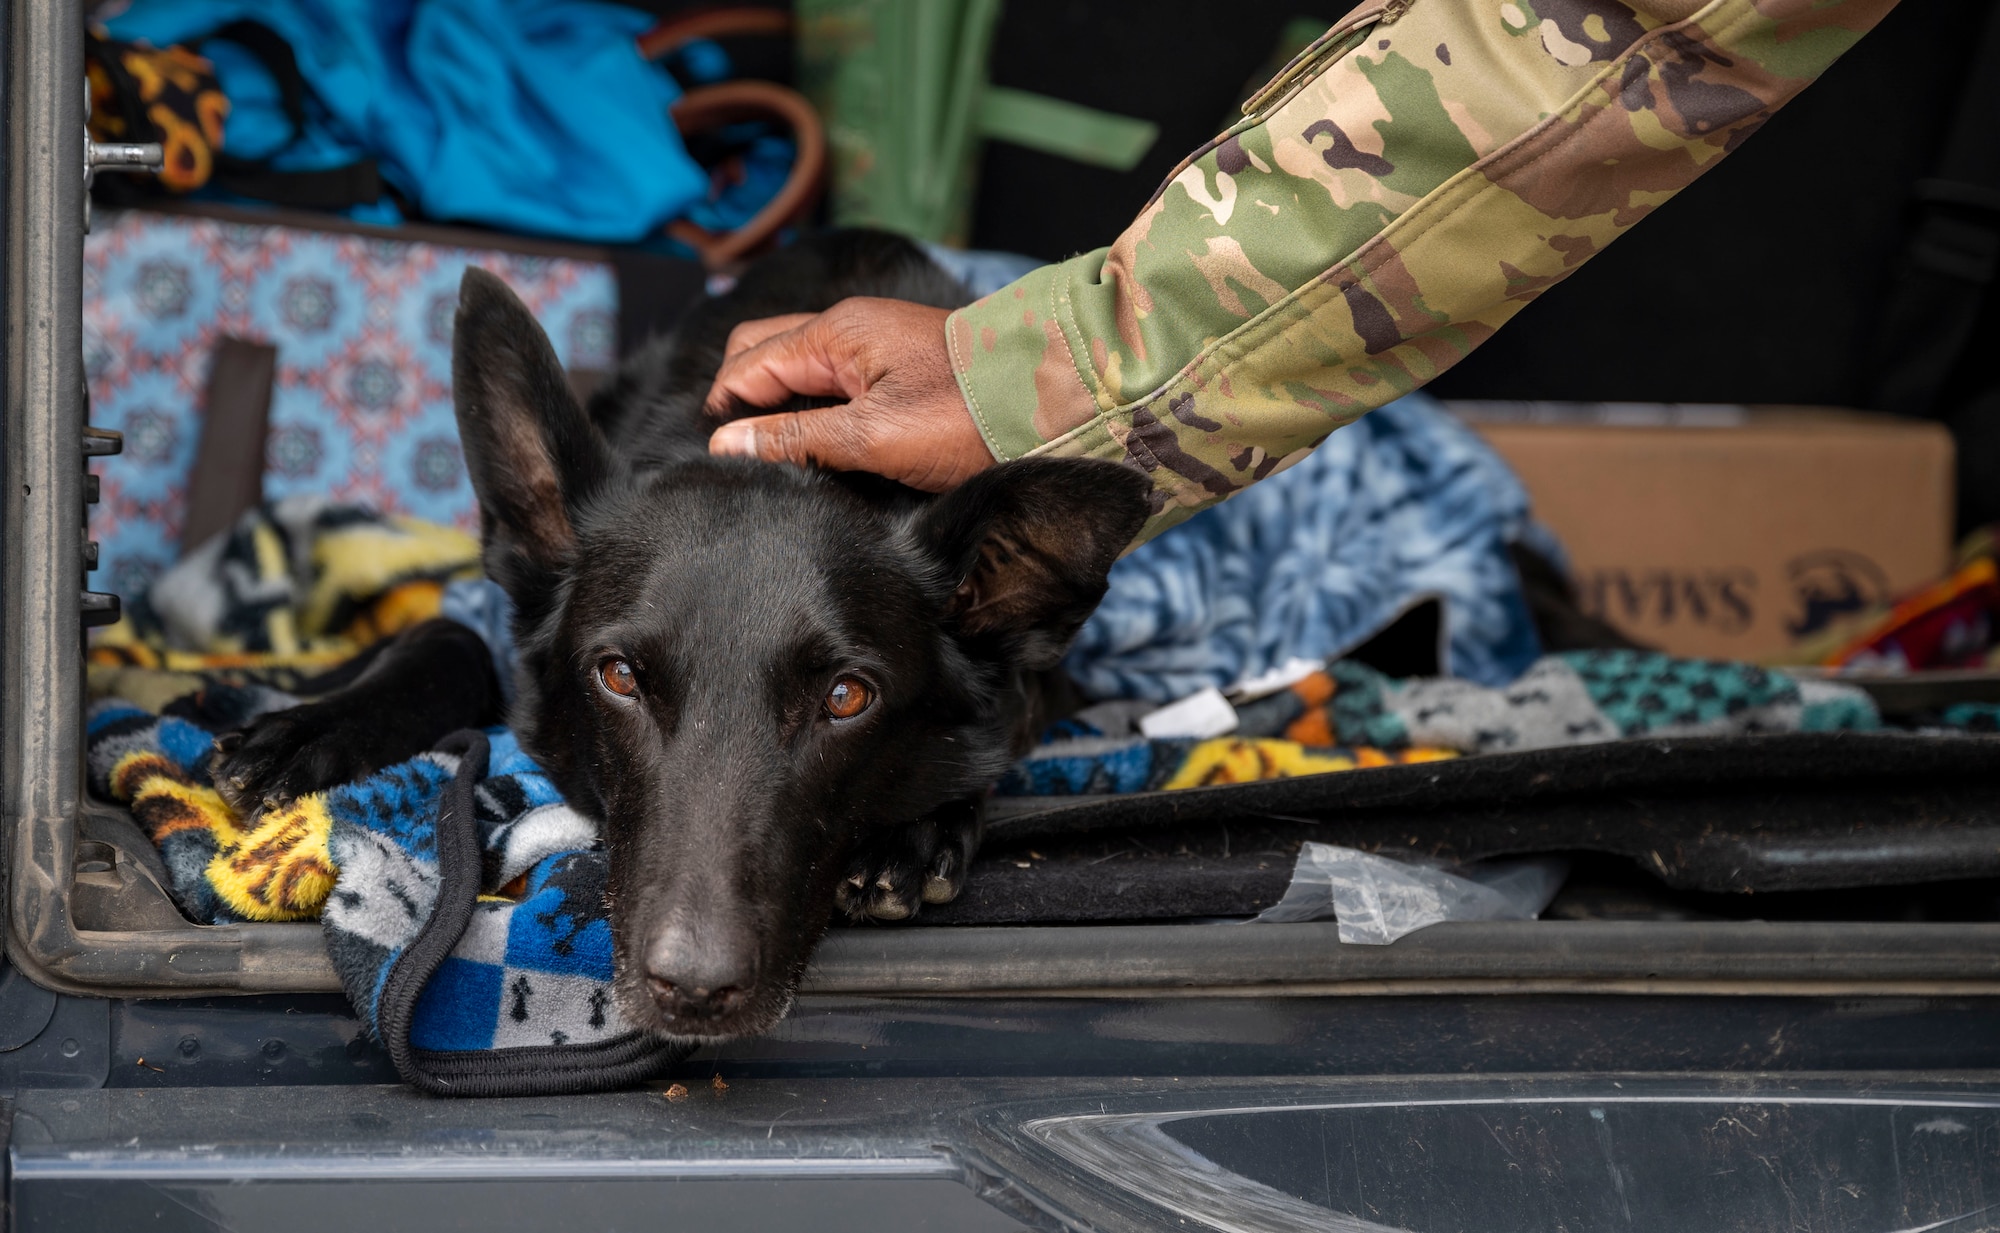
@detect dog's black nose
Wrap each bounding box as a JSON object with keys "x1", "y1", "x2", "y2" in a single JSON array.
[
  {"x1": 644, "y1": 930, "x2": 756, "y2": 1022},
  {"x1": 647, "y1": 976, "x2": 748, "y2": 1019}
]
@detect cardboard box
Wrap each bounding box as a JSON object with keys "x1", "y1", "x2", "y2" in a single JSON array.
[{"x1": 1448, "y1": 403, "x2": 1956, "y2": 662}]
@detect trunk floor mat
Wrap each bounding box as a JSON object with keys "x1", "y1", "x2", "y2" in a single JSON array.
[{"x1": 916, "y1": 732, "x2": 2000, "y2": 924}]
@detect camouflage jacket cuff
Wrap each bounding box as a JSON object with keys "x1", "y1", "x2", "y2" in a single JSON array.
[
  {"x1": 948, "y1": 0, "x2": 1898, "y2": 546},
  {"x1": 947, "y1": 253, "x2": 1112, "y2": 465}
]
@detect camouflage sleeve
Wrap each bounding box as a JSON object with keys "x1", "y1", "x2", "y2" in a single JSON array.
[{"x1": 946, "y1": 0, "x2": 1900, "y2": 544}]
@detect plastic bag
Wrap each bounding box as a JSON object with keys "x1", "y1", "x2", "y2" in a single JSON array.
[{"x1": 1251, "y1": 842, "x2": 1567, "y2": 945}]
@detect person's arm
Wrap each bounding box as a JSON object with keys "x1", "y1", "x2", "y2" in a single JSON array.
[
  {"x1": 712, "y1": 0, "x2": 1898, "y2": 542},
  {"x1": 947, "y1": 0, "x2": 1897, "y2": 541}
]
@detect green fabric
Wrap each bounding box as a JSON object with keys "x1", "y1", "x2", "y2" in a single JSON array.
[
  {"x1": 798, "y1": 0, "x2": 1160, "y2": 243},
  {"x1": 975, "y1": 86, "x2": 1160, "y2": 172}
]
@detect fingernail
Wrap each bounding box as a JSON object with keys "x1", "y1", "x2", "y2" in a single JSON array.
[{"x1": 710, "y1": 421, "x2": 752, "y2": 456}]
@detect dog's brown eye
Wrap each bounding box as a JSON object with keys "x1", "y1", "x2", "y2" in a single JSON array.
[
  {"x1": 824, "y1": 677, "x2": 872, "y2": 720},
  {"x1": 598, "y1": 658, "x2": 639, "y2": 698}
]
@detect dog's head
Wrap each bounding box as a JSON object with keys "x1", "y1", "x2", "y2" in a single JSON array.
[{"x1": 452, "y1": 268, "x2": 1148, "y2": 1038}]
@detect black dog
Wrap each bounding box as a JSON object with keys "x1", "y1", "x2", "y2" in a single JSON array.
[{"x1": 212, "y1": 232, "x2": 1150, "y2": 1038}]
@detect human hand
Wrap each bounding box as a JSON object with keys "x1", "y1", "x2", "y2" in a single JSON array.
[{"x1": 702, "y1": 298, "x2": 996, "y2": 492}]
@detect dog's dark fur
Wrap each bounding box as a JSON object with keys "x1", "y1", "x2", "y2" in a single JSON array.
[{"x1": 213, "y1": 232, "x2": 1150, "y2": 1039}]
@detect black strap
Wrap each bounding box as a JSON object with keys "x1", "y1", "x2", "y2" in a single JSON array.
[
  {"x1": 209, "y1": 158, "x2": 384, "y2": 211},
  {"x1": 203, "y1": 21, "x2": 313, "y2": 143},
  {"x1": 194, "y1": 20, "x2": 386, "y2": 210},
  {"x1": 377, "y1": 729, "x2": 690, "y2": 1097},
  {"x1": 1865, "y1": 3, "x2": 2000, "y2": 418}
]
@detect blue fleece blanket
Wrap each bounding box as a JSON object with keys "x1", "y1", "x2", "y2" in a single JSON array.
[{"x1": 1065, "y1": 391, "x2": 1544, "y2": 701}]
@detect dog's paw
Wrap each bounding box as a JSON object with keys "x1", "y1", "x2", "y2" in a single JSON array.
[
  {"x1": 837, "y1": 800, "x2": 981, "y2": 922},
  {"x1": 210, "y1": 701, "x2": 385, "y2": 816}
]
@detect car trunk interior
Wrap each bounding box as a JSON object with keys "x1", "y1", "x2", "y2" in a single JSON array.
[{"x1": 6, "y1": 0, "x2": 2000, "y2": 1037}]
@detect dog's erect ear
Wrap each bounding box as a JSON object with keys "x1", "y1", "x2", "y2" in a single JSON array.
[
  {"x1": 453, "y1": 268, "x2": 613, "y2": 598},
  {"x1": 914, "y1": 457, "x2": 1152, "y2": 670}
]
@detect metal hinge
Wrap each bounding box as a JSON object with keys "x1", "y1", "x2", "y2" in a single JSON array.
[
  {"x1": 81, "y1": 70, "x2": 148, "y2": 626},
  {"x1": 83, "y1": 426, "x2": 123, "y2": 458},
  {"x1": 82, "y1": 79, "x2": 164, "y2": 232}
]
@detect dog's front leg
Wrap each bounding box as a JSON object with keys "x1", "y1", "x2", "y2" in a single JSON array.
[
  {"x1": 835, "y1": 797, "x2": 983, "y2": 922},
  {"x1": 211, "y1": 617, "x2": 503, "y2": 813}
]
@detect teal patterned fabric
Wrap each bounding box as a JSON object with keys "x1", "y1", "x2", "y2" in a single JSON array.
[{"x1": 1565, "y1": 651, "x2": 1879, "y2": 736}]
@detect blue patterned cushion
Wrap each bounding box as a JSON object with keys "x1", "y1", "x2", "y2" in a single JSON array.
[{"x1": 85, "y1": 210, "x2": 616, "y2": 603}]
